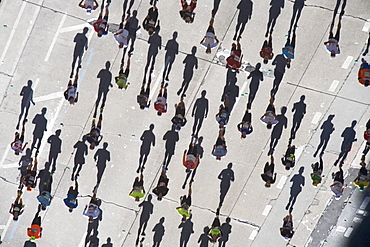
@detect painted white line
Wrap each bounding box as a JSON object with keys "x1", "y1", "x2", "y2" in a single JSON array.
[
  {"x1": 0, "y1": 216, "x2": 13, "y2": 241},
  {"x1": 0, "y1": 1, "x2": 26, "y2": 65},
  {"x1": 353, "y1": 217, "x2": 363, "y2": 224},
  {"x1": 362, "y1": 20, "x2": 370, "y2": 32},
  {"x1": 344, "y1": 227, "x2": 353, "y2": 237},
  {"x1": 276, "y1": 176, "x2": 287, "y2": 189},
  {"x1": 336, "y1": 226, "x2": 346, "y2": 232},
  {"x1": 233, "y1": 80, "x2": 249, "y2": 110},
  {"x1": 33, "y1": 78, "x2": 40, "y2": 91},
  {"x1": 262, "y1": 205, "x2": 272, "y2": 216},
  {"x1": 360, "y1": 196, "x2": 370, "y2": 210},
  {"x1": 1, "y1": 162, "x2": 19, "y2": 169},
  {"x1": 329, "y1": 80, "x2": 339, "y2": 92},
  {"x1": 0, "y1": 225, "x2": 5, "y2": 229},
  {"x1": 356, "y1": 209, "x2": 365, "y2": 215},
  {"x1": 0, "y1": 146, "x2": 11, "y2": 169},
  {"x1": 249, "y1": 230, "x2": 258, "y2": 240},
  {"x1": 60, "y1": 23, "x2": 90, "y2": 33},
  {"x1": 44, "y1": 14, "x2": 67, "y2": 62},
  {"x1": 311, "y1": 112, "x2": 322, "y2": 125},
  {"x1": 33, "y1": 92, "x2": 63, "y2": 103},
  {"x1": 341, "y1": 56, "x2": 353, "y2": 69},
  {"x1": 149, "y1": 68, "x2": 165, "y2": 101},
  {"x1": 295, "y1": 145, "x2": 305, "y2": 160}
]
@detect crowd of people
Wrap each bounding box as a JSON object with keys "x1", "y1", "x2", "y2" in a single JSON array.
[{"x1": 4, "y1": 0, "x2": 370, "y2": 246}]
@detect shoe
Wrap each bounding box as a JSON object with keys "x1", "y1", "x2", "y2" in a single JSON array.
[
  {"x1": 92, "y1": 119, "x2": 96, "y2": 125},
  {"x1": 136, "y1": 167, "x2": 140, "y2": 173},
  {"x1": 100, "y1": 107, "x2": 104, "y2": 112},
  {"x1": 141, "y1": 232, "x2": 146, "y2": 236},
  {"x1": 71, "y1": 175, "x2": 74, "y2": 181},
  {"x1": 165, "y1": 76, "x2": 169, "y2": 81},
  {"x1": 164, "y1": 83, "x2": 168, "y2": 88},
  {"x1": 216, "y1": 208, "x2": 220, "y2": 216}
]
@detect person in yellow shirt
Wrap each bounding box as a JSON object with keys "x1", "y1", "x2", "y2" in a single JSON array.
[{"x1": 353, "y1": 160, "x2": 369, "y2": 191}]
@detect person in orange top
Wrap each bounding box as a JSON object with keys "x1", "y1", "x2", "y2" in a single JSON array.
[
  {"x1": 182, "y1": 136, "x2": 199, "y2": 172},
  {"x1": 358, "y1": 58, "x2": 370, "y2": 87},
  {"x1": 226, "y1": 39, "x2": 243, "y2": 70},
  {"x1": 27, "y1": 206, "x2": 42, "y2": 240}
]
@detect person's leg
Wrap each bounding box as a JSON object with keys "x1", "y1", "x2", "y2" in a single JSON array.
[
  {"x1": 163, "y1": 85, "x2": 167, "y2": 99},
  {"x1": 157, "y1": 88, "x2": 163, "y2": 98},
  {"x1": 31, "y1": 211, "x2": 41, "y2": 226},
  {"x1": 319, "y1": 156, "x2": 323, "y2": 172},
  {"x1": 190, "y1": 0, "x2": 197, "y2": 12},
  {"x1": 291, "y1": 32, "x2": 296, "y2": 49},
  {"x1": 97, "y1": 113, "x2": 103, "y2": 129},
  {"x1": 334, "y1": 21, "x2": 341, "y2": 42},
  {"x1": 285, "y1": 36, "x2": 291, "y2": 47}
]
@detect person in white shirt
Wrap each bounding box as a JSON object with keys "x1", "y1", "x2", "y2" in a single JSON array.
[
  {"x1": 64, "y1": 65, "x2": 80, "y2": 105},
  {"x1": 78, "y1": 0, "x2": 99, "y2": 15},
  {"x1": 260, "y1": 97, "x2": 279, "y2": 129},
  {"x1": 83, "y1": 193, "x2": 100, "y2": 222},
  {"x1": 114, "y1": 19, "x2": 130, "y2": 49},
  {"x1": 200, "y1": 18, "x2": 219, "y2": 54},
  {"x1": 324, "y1": 21, "x2": 341, "y2": 57}
]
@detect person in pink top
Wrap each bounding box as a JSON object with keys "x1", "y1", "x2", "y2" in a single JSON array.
[{"x1": 154, "y1": 83, "x2": 168, "y2": 116}]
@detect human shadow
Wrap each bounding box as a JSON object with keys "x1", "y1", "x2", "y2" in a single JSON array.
[
  {"x1": 179, "y1": 215, "x2": 194, "y2": 247},
  {"x1": 289, "y1": 95, "x2": 306, "y2": 144},
  {"x1": 288, "y1": 0, "x2": 306, "y2": 34},
  {"x1": 101, "y1": 237, "x2": 113, "y2": 247},
  {"x1": 18, "y1": 148, "x2": 33, "y2": 185},
  {"x1": 182, "y1": 136, "x2": 204, "y2": 189},
  {"x1": 247, "y1": 63, "x2": 264, "y2": 109},
  {"x1": 94, "y1": 142, "x2": 111, "y2": 184},
  {"x1": 313, "y1": 115, "x2": 335, "y2": 157},
  {"x1": 85, "y1": 203, "x2": 103, "y2": 247},
  {"x1": 71, "y1": 136, "x2": 88, "y2": 181},
  {"x1": 162, "y1": 125, "x2": 180, "y2": 169},
  {"x1": 198, "y1": 226, "x2": 211, "y2": 247},
  {"x1": 218, "y1": 217, "x2": 232, "y2": 247},
  {"x1": 177, "y1": 46, "x2": 198, "y2": 97},
  {"x1": 270, "y1": 54, "x2": 289, "y2": 97},
  {"x1": 30, "y1": 108, "x2": 48, "y2": 155},
  {"x1": 138, "y1": 124, "x2": 156, "y2": 173},
  {"x1": 212, "y1": 0, "x2": 221, "y2": 16},
  {"x1": 286, "y1": 166, "x2": 305, "y2": 213},
  {"x1": 233, "y1": 0, "x2": 253, "y2": 41},
  {"x1": 223, "y1": 68, "x2": 237, "y2": 100},
  {"x1": 70, "y1": 27, "x2": 88, "y2": 78},
  {"x1": 128, "y1": 10, "x2": 140, "y2": 53},
  {"x1": 265, "y1": 0, "x2": 285, "y2": 37},
  {"x1": 162, "y1": 31, "x2": 179, "y2": 83},
  {"x1": 268, "y1": 106, "x2": 287, "y2": 155},
  {"x1": 123, "y1": 0, "x2": 135, "y2": 16},
  {"x1": 334, "y1": 120, "x2": 357, "y2": 166},
  {"x1": 363, "y1": 33, "x2": 370, "y2": 56},
  {"x1": 143, "y1": 25, "x2": 162, "y2": 84},
  {"x1": 136, "y1": 194, "x2": 154, "y2": 246},
  {"x1": 47, "y1": 129, "x2": 62, "y2": 173},
  {"x1": 16, "y1": 80, "x2": 35, "y2": 130},
  {"x1": 152, "y1": 217, "x2": 165, "y2": 247},
  {"x1": 218, "y1": 163, "x2": 235, "y2": 208},
  {"x1": 192, "y1": 90, "x2": 209, "y2": 136},
  {"x1": 222, "y1": 83, "x2": 239, "y2": 114},
  {"x1": 37, "y1": 162, "x2": 51, "y2": 193},
  {"x1": 331, "y1": 0, "x2": 347, "y2": 25},
  {"x1": 94, "y1": 61, "x2": 113, "y2": 118}
]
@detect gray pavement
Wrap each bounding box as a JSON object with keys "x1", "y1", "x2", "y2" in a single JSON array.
[{"x1": 0, "y1": 0, "x2": 370, "y2": 246}]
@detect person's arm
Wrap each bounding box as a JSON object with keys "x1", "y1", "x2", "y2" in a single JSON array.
[
  {"x1": 93, "y1": 0, "x2": 99, "y2": 10},
  {"x1": 183, "y1": 151, "x2": 186, "y2": 165},
  {"x1": 21, "y1": 142, "x2": 28, "y2": 151},
  {"x1": 200, "y1": 36, "x2": 206, "y2": 44},
  {"x1": 83, "y1": 205, "x2": 87, "y2": 215},
  {"x1": 191, "y1": 101, "x2": 196, "y2": 117},
  {"x1": 9, "y1": 204, "x2": 13, "y2": 214},
  {"x1": 215, "y1": 36, "x2": 219, "y2": 43},
  {"x1": 78, "y1": 0, "x2": 84, "y2": 8},
  {"x1": 75, "y1": 92, "x2": 79, "y2": 102},
  {"x1": 98, "y1": 135, "x2": 103, "y2": 144}
]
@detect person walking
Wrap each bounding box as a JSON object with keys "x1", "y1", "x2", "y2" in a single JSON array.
[
  {"x1": 358, "y1": 58, "x2": 370, "y2": 87},
  {"x1": 152, "y1": 169, "x2": 169, "y2": 201},
  {"x1": 281, "y1": 145, "x2": 295, "y2": 170},
  {"x1": 353, "y1": 159, "x2": 369, "y2": 191},
  {"x1": 92, "y1": 2, "x2": 111, "y2": 37},
  {"x1": 200, "y1": 18, "x2": 219, "y2": 54},
  {"x1": 311, "y1": 155, "x2": 324, "y2": 187},
  {"x1": 154, "y1": 83, "x2": 168, "y2": 116},
  {"x1": 65, "y1": 66, "x2": 80, "y2": 104},
  {"x1": 129, "y1": 173, "x2": 146, "y2": 202},
  {"x1": 172, "y1": 98, "x2": 187, "y2": 131},
  {"x1": 261, "y1": 155, "x2": 277, "y2": 187},
  {"x1": 64, "y1": 180, "x2": 79, "y2": 212},
  {"x1": 260, "y1": 97, "x2": 278, "y2": 129},
  {"x1": 280, "y1": 214, "x2": 294, "y2": 240},
  {"x1": 115, "y1": 53, "x2": 132, "y2": 90},
  {"x1": 84, "y1": 115, "x2": 103, "y2": 150},
  {"x1": 27, "y1": 206, "x2": 43, "y2": 240},
  {"x1": 9, "y1": 190, "x2": 25, "y2": 221},
  {"x1": 78, "y1": 0, "x2": 99, "y2": 14},
  {"x1": 282, "y1": 30, "x2": 296, "y2": 66},
  {"x1": 212, "y1": 129, "x2": 227, "y2": 161},
  {"x1": 137, "y1": 73, "x2": 152, "y2": 110},
  {"x1": 176, "y1": 183, "x2": 192, "y2": 222},
  {"x1": 331, "y1": 167, "x2": 346, "y2": 199},
  {"x1": 179, "y1": 0, "x2": 197, "y2": 23},
  {"x1": 324, "y1": 20, "x2": 341, "y2": 57},
  {"x1": 182, "y1": 136, "x2": 199, "y2": 172},
  {"x1": 226, "y1": 40, "x2": 243, "y2": 70},
  {"x1": 208, "y1": 211, "x2": 222, "y2": 243},
  {"x1": 22, "y1": 157, "x2": 38, "y2": 192},
  {"x1": 83, "y1": 193, "x2": 101, "y2": 222},
  {"x1": 143, "y1": 6, "x2": 159, "y2": 36},
  {"x1": 215, "y1": 95, "x2": 230, "y2": 129},
  {"x1": 11, "y1": 120, "x2": 28, "y2": 155},
  {"x1": 114, "y1": 18, "x2": 130, "y2": 48},
  {"x1": 260, "y1": 35, "x2": 274, "y2": 64}
]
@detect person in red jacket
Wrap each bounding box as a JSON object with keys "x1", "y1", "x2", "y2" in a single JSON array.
[
  {"x1": 226, "y1": 40, "x2": 242, "y2": 70},
  {"x1": 179, "y1": 0, "x2": 197, "y2": 23},
  {"x1": 27, "y1": 206, "x2": 42, "y2": 240},
  {"x1": 358, "y1": 58, "x2": 370, "y2": 87},
  {"x1": 154, "y1": 83, "x2": 168, "y2": 116},
  {"x1": 183, "y1": 136, "x2": 199, "y2": 172},
  {"x1": 260, "y1": 35, "x2": 274, "y2": 64},
  {"x1": 363, "y1": 119, "x2": 370, "y2": 157}
]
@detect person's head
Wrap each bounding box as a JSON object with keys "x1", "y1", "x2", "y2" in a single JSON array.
[
  {"x1": 157, "y1": 192, "x2": 163, "y2": 201},
  {"x1": 30, "y1": 236, "x2": 36, "y2": 241},
  {"x1": 267, "y1": 123, "x2": 272, "y2": 129},
  {"x1": 335, "y1": 193, "x2": 342, "y2": 200},
  {"x1": 285, "y1": 162, "x2": 291, "y2": 170},
  {"x1": 312, "y1": 180, "x2": 319, "y2": 187},
  {"x1": 365, "y1": 80, "x2": 370, "y2": 87},
  {"x1": 206, "y1": 44, "x2": 211, "y2": 54},
  {"x1": 241, "y1": 131, "x2": 247, "y2": 139},
  {"x1": 89, "y1": 142, "x2": 96, "y2": 150},
  {"x1": 263, "y1": 58, "x2": 268, "y2": 64},
  {"x1": 148, "y1": 28, "x2": 154, "y2": 36},
  {"x1": 265, "y1": 181, "x2": 271, "y2": 188},
  {"x1": 232, "y1": 64, "x2": 237, "y2": 69},
  {"x1": 135, "y1": 196, "x2": 140, "y2": 202},
  {"x1": 216, "y1": 155, "x2": 221, "y2": 161},
  {"x1": 331, "y1": 50, "x2": 336, "y2": 57},
  {"x1": 41, "y1": 204, "x2": 47, "y2": 211},
  {"x1": 175, "y1": 125, "x2": 181, "y2": 132},
  {"x1": 359, "y1": 185, "x2": 364, "y2": 191},
  {"x1": 68, "y1": 96, "x2": 75, "y2": 104},
  {"x1": 119, "y1": 42, "x2": 124, "y2": 48},
  {"x1": 140, "y1": 105, "x2": 145, "y2": 110},
  {"x1": 184, "y1": 16, "x2": 192, "y2": 23},
  {"x1": 69, "y1": 207, "x2": 74, "y2": 213},
  {"x1": 13, "y1": 214, "x2": 19, "y2": 221},
  {"x1": 185, "y1": 168, "x2": 192, "y2": 174},
  {"x1": 98, "y1": 31, "x2": 103, "y2": 37},
  {"x1": 157, "y1": 110, "x2": 162, "y2": 116},
  {"x1": 15, "y1": 149, "x2": 20, "y2": 155},
  {"x1": 27, "y1": 186, "x2": 32, "y2": 192}
]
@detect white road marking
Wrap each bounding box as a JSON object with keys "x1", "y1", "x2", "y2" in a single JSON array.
[
  {"x1": 341, "y1": 56, "x2": 353, "y2": 69},
  {"x1": 0, "y1": 146, "x2": 11, "y2": 169},
  {"x1": 249, "y1": 230, "x2": 258, "y2": 240},
  {"x1": 295, "y1": 145, "x2": 305, "y2": 160},
  {"x1": 362, "y1": 20, "x2": 370, "y2": 32},
  {"x1": 328, "y1": 80, "x2": 339, "y2": 92},
  {"x1": 233, "y1": 81, "x2": 249, "y2": 110},
  {"x1": 60, "y1": 23, "x2": 90, "y2": 33},
  {"x1": 336, "y1": 226, "x2": 346, "y2": 232},
  {"x1": 148, "y1": 68, "x2": 165, "y2": 101},
  {"x1": 276, "y1": 176, "x2": 287, "y2": 189},
  {"x1": 311, "y1": 112, "x2": 322, "y2": 125},
  {"x1": 360, "y1": 196, "x2": 370, "y2": 210},
  {"x1": 33, "y1": 92, "x2": 63, "y2": 103},
  {"x1": 44, "y1": 14, "x2": 67, "y2": 62},
  {"x1": 344, "y1": 227, "x2": 353, "y2": 237},
  {"x1": 0, "y1": 216, "x2": 13, "y2": 241},
  {"x1": 262, "y1": 205, "x2": 272, "y2": 216},
  {"x1": 33, "y1": 78, "x2": 40, "y2": 91},
  {"x1": 353, "y1": 217, "x2": 363, "y2": 224},
  {"x1": 0, "y1": 1, "x2": 26, "y2": 65}
]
